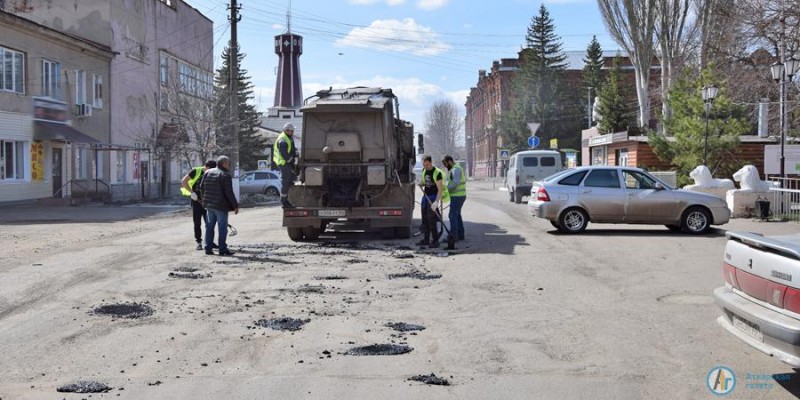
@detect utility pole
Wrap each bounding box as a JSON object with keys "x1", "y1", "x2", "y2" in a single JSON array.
[{"x1": 228, "y1": 0, "x2": 241, "y2": 177}]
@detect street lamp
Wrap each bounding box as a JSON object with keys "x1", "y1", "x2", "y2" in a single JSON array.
[
  {"x1": 701, "y1": 85, "x2": 719, "y2": 166},
  {"x1": 772, "y1": 57, "x2": 800, "y2": 178}
]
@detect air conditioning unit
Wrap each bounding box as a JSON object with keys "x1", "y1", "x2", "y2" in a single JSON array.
[{"x1": 75, "y1": 103, "x2": 92, "y2": 118}]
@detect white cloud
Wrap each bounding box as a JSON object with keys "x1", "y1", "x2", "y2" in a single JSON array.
[
  {"x1": 335, "y1": 18, "x2": 451, "y2": 56},
  {"x1": 272, "y1": 23, "x2": 283, "y2": 31},
  {"x1": 349, "y1": 0, "x2": 406, "y2": 5},
  {"x1": 416, "y1": 0, "x2": 448, "y2": 10}
]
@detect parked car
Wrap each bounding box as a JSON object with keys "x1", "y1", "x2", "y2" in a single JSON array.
[
  {"x1": 527, "y1": 166, "x2": 730, "y2": 234},
  {"x1": 239, "y1": 170, "x2": 281, "y2": 196},
  {"x1": 714, "y1": 231, "x2": 800, "y2": 367},
  {"x1": 506, "y1": 150, "x2": 564, "y2": 204}
]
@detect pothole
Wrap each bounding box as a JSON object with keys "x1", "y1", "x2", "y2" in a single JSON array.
[
  {"x1": 254, "y1": 317, "x2": 309, "y2": 331},
  {"x1": 409, "y1": 373, "x2": 450, "y2": 386},
  {"x1": 388, "y1": 270, "x2": 442, "y2": 280},
  {"x1": 346, "y1": 344, "x2": 413, "y2": 356},
  {"x1": 56, "y1": 381, "x2": 112, "y2": 393},
  {"x1": 173, "y1": 266, "x2": 199, "y2": 273},
  {"x1": 297, "y1": 284, "x2": 325, "y2": 293},
  {"x1": 314, "y1": 276, "x2": 348, "y2": 280},
  {"x1": 169, "y1": 272, "x2": 211, "y2": 279},
  {"x1": 656, "y1": 293, "x2": 714, "y2": 305},
  {"x1": 385, "y1": 322, "x2": 425, "y2": 332},
  {"x1": 91, "y1": 303, "x2": 154, "y2": 319},
  {"x1": 393, "y1": 253, "x2": 415, "y2": 259},
  {"x1": 346, "y1": 258, "x2": 368, "y2": 264}
]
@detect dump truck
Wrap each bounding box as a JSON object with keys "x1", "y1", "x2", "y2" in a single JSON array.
[{"x1": 282, "y1": 87, "x2": 417, "y2": 241}]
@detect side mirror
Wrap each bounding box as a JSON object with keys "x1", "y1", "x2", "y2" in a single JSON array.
[
  {"x1": 654, "y1": 182, "x2": 665, "y2": 190},
  {"x1": 417, "y1": 134, "x2": 424, "y2": 155}
]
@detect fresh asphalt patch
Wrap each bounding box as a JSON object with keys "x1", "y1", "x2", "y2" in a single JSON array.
[
  {"x1": 409, "y1": 373, "x2": 450, "y2": 386},
  {"x1": 345, "y1": 344, "x2": 413, "y2": 356},
  {"x1": 385, "y1": 322, "x2": 426, "y2": 332},
  {"x1": 90, "y1": 303, "x2": 154, "y2": 319},
  {"x1": 254, "y1": 317, "x2": 310, "y2": 332},
  {"x1": 56, "y1": 381, "x2": 112, "y2": 393}
]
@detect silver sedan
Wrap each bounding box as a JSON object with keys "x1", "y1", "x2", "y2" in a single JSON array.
[
  {"x1": 527, "y1": 166, "x2": 731, "y2": 234},
  {"x1": 239, "y1": 170, "x2": 281, "y2": 196}
]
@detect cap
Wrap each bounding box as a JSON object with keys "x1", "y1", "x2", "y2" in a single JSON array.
[{"x1": 283, "y1": 123, "x2": 295, "y2": 131}]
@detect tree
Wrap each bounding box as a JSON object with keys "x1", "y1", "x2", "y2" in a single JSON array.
[
  {"x1": 598, "y1": 0, "x2": 657, "y2": 127},
  {"x1": 499, "y1": 4, "x2": 580, "y2": 151},
  {"x1": 423, "y1": 99, "x2": 463, "y2": 163},
  {"x1": 596, "y1": 57, "x2": 633, "y2": 134},
  {"x1": 649, "y1": 67, "x2": 752, "y2": 185},
  {"x1": 655, "y1": 0, "x2": 696, "y2": 121},
  {"x1": 214, "y1": 44, "x2": 266, "y2": 171},
  {"x1": 583, "y1": 36, "x2": 605, "y2": 128}
]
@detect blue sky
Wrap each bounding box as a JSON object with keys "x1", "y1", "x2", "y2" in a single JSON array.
[{"x1": 187, "y1": 0, "x2": 619, "y2": 131}]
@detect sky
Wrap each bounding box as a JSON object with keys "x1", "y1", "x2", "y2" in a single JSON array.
[{"x1": 186, "y1": 0, "x2": 620, "y2": 132}]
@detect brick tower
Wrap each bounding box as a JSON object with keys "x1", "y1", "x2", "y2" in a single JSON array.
[{"x1": 273, "y1": 15, "x2": 303, "y2": 108}]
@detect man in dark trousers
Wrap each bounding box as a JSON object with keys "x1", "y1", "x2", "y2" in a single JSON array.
[
  {"x1": 442, "y1": 155, "x2": 466, "y2": 241},
  {"x1": 273, "y1": 123, "x2": 298, "y2": 208},
  {"x1": 416, "y1": 155, "x2": 445, "y2": 248},
  {"x1": 180, "y1": 159, "x2": 216, "y2": 250},
  {"x1": 200, "y1": 155, "x2": 239, "y2": 256}
]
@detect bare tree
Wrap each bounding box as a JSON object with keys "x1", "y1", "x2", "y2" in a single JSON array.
[
  {"x1": 423, "y1": 99, "x2": 464, "y2": 164},
  {"x1": 655, "y1": 0, "x2": 695, "y2": 122},
  {"x1": 598, "y1": 0, "x2": 658, "y2": 127}
]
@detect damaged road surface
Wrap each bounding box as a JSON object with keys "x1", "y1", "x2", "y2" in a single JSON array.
[{"x1": 3, "y1": 180, "x2": 800, "y2": 399}]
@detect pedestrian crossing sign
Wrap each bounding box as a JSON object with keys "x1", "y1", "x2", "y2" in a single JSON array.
[
  {"x1": 257, "y1": 160, "x2": 269, "y2": 170},
  {"x1": 499, "y1": 149, "x2": 510, "y2": 160}
]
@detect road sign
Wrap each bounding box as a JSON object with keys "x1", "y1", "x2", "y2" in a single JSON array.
[
  {"x1": 550, "y1": 138, "x2": 558, "y2": 149},
  {"x1": 528, "y1": 136, "x2": 540, "y2": 149},
  {"x1": 257, "y1": 159, "x2": 269, "y2": 170},
  {"x1": 499, "y1": 149, "x2": 510, "y2": 160}
]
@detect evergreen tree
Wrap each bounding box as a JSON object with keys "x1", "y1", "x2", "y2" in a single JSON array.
[
  {"x1": 582, "y1": 36, "x2": 604, "y2": 127},
  {"x1": 214, "y1": 43, "x2": 266, "y2": 171},
  {"x1": 649, "y1": 67, "x2": 751, "y2": 185},
  {"x1": 596, "y1": 56, "x2": 631, "y2": 134},
  {"x1": 499, "y1": 4, "x2": 580, "y2": 151}
]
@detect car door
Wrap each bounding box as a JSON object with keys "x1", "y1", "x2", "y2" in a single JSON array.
[
  {"x1": 521, "y1": 156, "x2": 538, "y2": 185},
  {"x1": 254, "y1": 172, "x2": 270, "y2": 193},
  {"x1": 266, "y1": 172, "x2": 281, "y2": 193},
  {"x1": 579, "y1": 169, "x2": 625, "y2": 222},
  {"x1": 239, "y1": 172, "x2": 255, "y2": 194},
  {"x1": 621, "y1": 170, "x2": 677, "y2": 223}
]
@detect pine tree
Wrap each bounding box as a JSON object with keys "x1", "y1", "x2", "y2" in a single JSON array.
[
  {"x1": 596, "y1": 56, "x2": 631, "y2": 134},
  {"x1": 499, "y1": 4, "x2": 578, "y2": 151},
  {"x1": 582, "y1": 35, "x2": 604, "y2": 128},
  {"x1": 214, "y1": 43, "x2": 266, "y2": 171}
]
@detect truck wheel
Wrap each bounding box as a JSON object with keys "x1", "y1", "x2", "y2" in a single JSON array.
[
  {"x1": 509, "y1": 189, "x2": 515, "y2": 202},
  {"x1": 380, "y1": 228, "x2": 396, "y2": 239},
  {"x1": 395, "y1": 226, "x2": 412, "y2": 239},
  {"x1": 303, "y1": 227, "x2": 321, "y2": 241},
  {"x1": 514, "y1": 190, "x2": 523, "y2": 204},
  {"x1": 287, "y1": 228, "x2": 304, "y2": 241}
]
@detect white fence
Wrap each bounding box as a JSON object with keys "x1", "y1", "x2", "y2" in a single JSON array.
[{"x1": 766, "y1": 176, "x2": 800, "y2": 222}]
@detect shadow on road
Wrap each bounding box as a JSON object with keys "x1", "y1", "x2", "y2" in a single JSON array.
[
  {"x1": 772, "y1": 370, "x2": 800, "y2": 397},
  {"x1": 0, "y1": 204, "x2": 184, "y2": 225},
  {"x1": 545, "y1": 227, "x2": 726, "y2": 238}
]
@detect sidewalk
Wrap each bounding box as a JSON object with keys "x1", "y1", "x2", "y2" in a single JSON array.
[{"x1": 0, "y1": 202, "x2": 187, "y2": 224}]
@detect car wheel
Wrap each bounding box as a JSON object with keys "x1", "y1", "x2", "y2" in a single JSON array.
[
  {"x1": 303, "y1": 227, "x2": 321, "y2": 241},
  {"x1": 665, "y1": 224, "x2": 681, "y2": 232},
  {"x1": 681, "y1": 207, "x2": 711, "y2": 234},
  {"x1": 514, "y1": 190, "x2": 523, "y2": 204},
  {"x1": 509, "y1": 189, "x2": 515, "y2": 203},
  {"x1": 287, "y1": 227, "x2": 304, "y2": 241},
  {"x1": 265, "y1": 186, "x2": 280, "y2": 197},
  {"x1": 558, "y1": 208, "x2": 588, "y2": 234}
]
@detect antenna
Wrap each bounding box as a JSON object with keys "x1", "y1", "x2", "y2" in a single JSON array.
[{"x1": 287, "y1": 0, "x2": 292, "y2": 33}]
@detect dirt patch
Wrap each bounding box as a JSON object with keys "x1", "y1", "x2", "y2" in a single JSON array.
[
  {"x1": 393, "y1": 253, "x2": 415, "y2": 259},
  {"x1": 346, "y1": 258, "x2": 368, "y2": 264},
  {"x1": 173, "y1": 266, "x2": 199, "y2": 273},
  {"x1": 385, "y1": 322, "x2": 425, "y2": 332},
  {"x1": 91, "y1": 303, "x2": 154, "y2": 319},
  {"x1": 254, "y1": 317, "x2": 309, "y2": 331},
  {"x1": 314, "y1": 276, "x2": 348, "y2": 280},
  {"x1": 388, "y1": 270, "x2": 442, "y2": 280},
  {"x1": 297, "y1": 284, "x2": 325, "y2": 294},
  {"x1": 346, "y1": 344, "x2": 413, "y2": 356},
  {"x1": 56, "y1": 381, "x2": 112, "y2": 393},
  {"x1": 169, "y1": 272, "x2": 211, "y2": 279},
  {"x1": 409, "y1": 373, "x2": 450, "y2": 386}
]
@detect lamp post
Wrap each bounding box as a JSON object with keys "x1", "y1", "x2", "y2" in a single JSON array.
[
  {"x1": 701, "y1": 85, "x2": 718, "y2": 166},
  {"x1": 771, "y1": 57, "x2": 799, "y2": 178}
]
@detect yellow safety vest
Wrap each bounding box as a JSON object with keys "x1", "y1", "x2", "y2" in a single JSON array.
[
  {"x1": 433, "y1": 167, "x2": 450, "y2": 203},
  {"x1": 272, "y1": 132, "x2": 293, "y2": 166},
  {"x1": 180, "y1": 166, "x2": 204, "y2": 197},
  {"x1": 448, "y1": 163, "x2": 467, "y2": 197}
]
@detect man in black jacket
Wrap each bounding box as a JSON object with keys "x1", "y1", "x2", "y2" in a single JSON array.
[{"x1": 200, "y1": 155, "x2": 239, "y2": 256}]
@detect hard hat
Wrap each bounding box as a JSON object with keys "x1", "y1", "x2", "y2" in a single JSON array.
[{"x1": 283, "y1": 123, "x2": 295, "y2": 131}]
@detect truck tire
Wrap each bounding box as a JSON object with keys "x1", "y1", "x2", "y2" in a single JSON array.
[
  {"x1": 303, "y1": 227, "x2": 321, "y2": 241},
  {"x1": 395, "y1": 226, "x2": 412, "y2": 239},
  {"x1": 287, "y1": 227, "x2": 304, "y2": 241},
  {"x1": 380, "y1": 228, "x2": 396, "y2": 239},
  {"x1": 509, "y1": 189, "x2": 515, "y2": 203},
  {"x1": 514, "y1": 189, "x2": 523, "y2": 204}
]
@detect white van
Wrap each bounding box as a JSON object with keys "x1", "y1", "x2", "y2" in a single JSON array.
[{"x1": 506, "y1": 150, "x2": 563, "y2": 203}]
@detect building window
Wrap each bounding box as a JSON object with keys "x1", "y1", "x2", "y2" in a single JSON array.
[
  {"x1": 591, "y1": 146, "x2": 607, "y2": 166},
  {"x1": 42, "y1": 60, "x2": 60, "y2": 98},
  {"x1": 93, "y1": 74, "x2": 103, "y2": 108},
  {"x1": 160, "y1": 90, "x2": 169, "y2": 111},
  {"x1": 116, "y1": 151, "x2": 127, "y2": 183},
  {"x1": 178, "y1": 61, "x2": 212, "y2": 98},
  {"x1": 75, "y1": 70, "x2": 86, "y2": 104},
  {"x1": 76, "y1": 147, "x2": 88, "y2": 179},
  {"x1": 0, "y1": 46, "x2": 24, "y2": 94},
  {"x1": 160, "y1": 54, "x2": 169, "y2": 87},
  {"x1": 0, "y1": 140, "x2": 26, "y2": 180}
]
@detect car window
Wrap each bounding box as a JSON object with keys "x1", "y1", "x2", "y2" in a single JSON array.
[
  {"x1": 240, "y1": 173, "x2": 253, "y2": 182},
  {"x1": 558, "y1": 170, "x2": 588, "y2": 186},
  {"x1": 623, "y1": 170, "x2": 658, "y2": 190},
  {"x1": 267, "y1": 172, "x2": 278, "y2": 180},
  {"x1": 541, "y1": 157, "x2": 555, "y2": 167},
  {"x1": 543, "y1": 169, "x2": 572, "y2": 182},
  {"x1": 522, "y1": 157, "x2": 538, "y2": 167},
  {"x1": 255, "y1": 172, "x2": 268, "y2": 180},
  {"x1": 583, "y1": 169, "x2": 620, "y2": 188}
]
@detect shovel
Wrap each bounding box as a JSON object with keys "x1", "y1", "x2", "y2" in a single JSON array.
[{"x1": 419, "y1": 193, "x2": 456, "y2": 250}]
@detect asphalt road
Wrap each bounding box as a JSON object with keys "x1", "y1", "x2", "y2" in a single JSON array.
[{"x1": 1, "y1": 180, "x2": 800, "y2": 399}]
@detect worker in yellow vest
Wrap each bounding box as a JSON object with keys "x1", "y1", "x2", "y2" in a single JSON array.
[
  {"x1": 417, "y1": 155, "x2": 446, "y2": 248},
  {"x1": 273, "y1": 123, "x2": 298, "y2": 208},
  {"x1": 443, "y1": 155, "x2": 466, "y2": 242},
  {"x1": 180, "y1": 159, "x2": 216, "y2": 250}
]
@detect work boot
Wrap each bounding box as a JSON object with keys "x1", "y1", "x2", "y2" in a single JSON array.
[
  {"x1": 196, "y1": 242, "x2": 203, "y2": 250},
  {"x1": 430, "y1": 240, "x2": 440, "y2": 248},
  {"x1": 218, "y1": 250, "x2": 235, "y2": 256},
  {"x1": 416, "y1": 239, "x2": 429, "y2": 246},
  {"x1": 212, "y1": 243, "x2": 219, "y2": 249},
  {"x1": 205, "y1": 249, "x2": 214, "y2": 255}
]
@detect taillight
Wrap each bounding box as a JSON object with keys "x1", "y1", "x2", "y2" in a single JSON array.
[
  {"x1": 722, "y1": 262, "x2": 740, "y2": 289},
  {"x1": 784, "y1": 287, "x2": 800, "y2": 314},
  {"x1": 378, "y1": 209, "x2": 403, "y2": 216},
  {"x1": 536, "y1": 187, "x2": 550, "y2": 202},
  {"x1": 285, "y1": 210, "x2": 310, "y2": 217}
]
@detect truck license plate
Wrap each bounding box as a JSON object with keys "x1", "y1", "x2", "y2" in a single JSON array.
[
  {"x1": 318, "y1": 209, "x2": 346, "y2": 217},
  {"x1": 732, "y1": 315, "x2": 763, "y2": 342}
]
